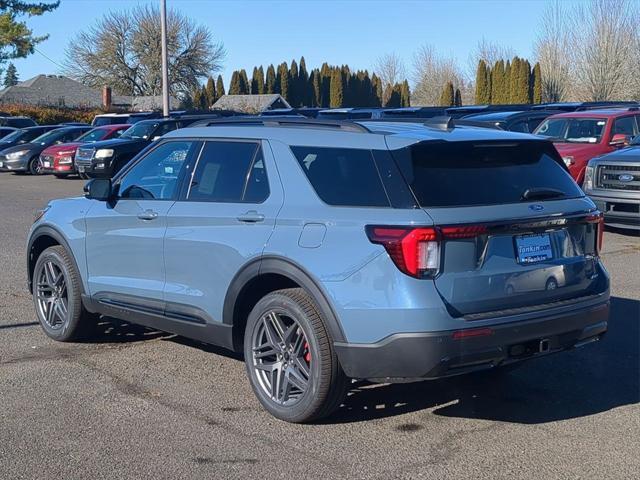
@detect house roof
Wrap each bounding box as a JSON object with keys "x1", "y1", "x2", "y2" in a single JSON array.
[
  {"x1": 0, "y1": 74, "x2": 177, "y2": 111},
  {"x1": 212, "y1": 94, "x2": 291, "y2": 113}
]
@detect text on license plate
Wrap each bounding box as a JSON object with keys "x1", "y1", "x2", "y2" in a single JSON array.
[
  {"x1": 43, "y1": 162, "x2": 50, "y2": 168},
  {"x1": 515, "y1": 233, "x2": 553, "y2": 264}
]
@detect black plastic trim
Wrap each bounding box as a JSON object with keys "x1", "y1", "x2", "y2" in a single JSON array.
[
  {"x1": 334, "y1": 301, "x2": 609, "y2": 381},
  {"x1": 223, "y1": 256, "x2": 347, "y2": 343}
]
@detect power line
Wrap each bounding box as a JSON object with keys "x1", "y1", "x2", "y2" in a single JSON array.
[{"x1": 33, "y1": 47, "x2": 66, "y2": 71}]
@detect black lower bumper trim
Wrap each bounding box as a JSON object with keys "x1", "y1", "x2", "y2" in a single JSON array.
[{"x1": 334, "y1": 301, "x2": 609, "y2": 381}]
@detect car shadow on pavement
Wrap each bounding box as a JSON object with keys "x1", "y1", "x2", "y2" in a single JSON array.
[
  {"x1": 79, "y1": 317, "x2": 172, "y2": 344},
  {"x1": 328, "y1": 296, "x2": 639, "y2": 425}
]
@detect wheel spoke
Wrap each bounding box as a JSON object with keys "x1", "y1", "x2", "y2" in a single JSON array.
[
  {"x1": 254, "y1": 360, "x2": 278, "y2": 372},
  {"x1": 45, "y1": 299, "x2": 56, "y2": 325},
  {"x1": 293, "y1": 356, "x2": 310, "y2": 379},
  {"x1": 54, "y1": 298, "x2": 68, "y2": 322},
  {"x1": 44, "y1": 262, "x2": 56, "y2": 287},
  {"x1": 271, "y1": 364, "x2": 283, "y2": 401},
  {"x1": 287, "y1": 366, "x2": 308, "y2": 392},
  {"x1": 262, "y1": 313, "x2": 283, "y2": 347},
  {"x1": 253, "y1": 346, "x2": 278, "y2": 359}
]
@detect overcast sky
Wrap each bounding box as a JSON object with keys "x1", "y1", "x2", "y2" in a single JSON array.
[{"x1": 11, "y1": 0, "x2": 581, "y2": 87}]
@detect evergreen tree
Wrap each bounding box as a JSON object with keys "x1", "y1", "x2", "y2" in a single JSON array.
[
  {"x1": 289, "y1": 59, "x2": 299, "y2": 106},
  {"x1": 532, "y1": 62, "x2": 542, "y2": 104},
  {"x1": 229, "y1": 71, "x2": 241, "y2": 95},
  {"x1": 491, "y1": 60, "x2": 504, "y2": 104},
  {"x1": 439, "y1": 81, "x2": 455, "y2": 106},
  {"x1": 454, "y1": 88, "x2": 462, "y2": 106},
  {"x1": 299, "y1": 56, "x2": 309, "y2": 106},
  {"x1": 319, "y1": 63, "x2": 331, "y2": 107},
  {"x1": 200, "y1": 85, "x2": 209, "y2": 109},
  {"x1": 310, "y1": 69, "x2": 320, "y2": 107},
  {"x1": 504, "y1": 60, "x2": 512, "y2": 104},
  {"x1": 265, "y1": 65, "x2": 276, "y2": 94},
  {"x1": 329, "y1": 68, "x2": 343, "y2": 107},
  {"x1": 475, "y1": 60, "x2": 491, "y2": 104},
  {"x1": 257, "y1": 66, "x2": 265, "y2": 94},
  {"x1": 216, "y1": 75, "x2": 225, "y2": 98},
  {"x1": 251, "y1": 67, "x2": 259, "y2": 94},
  {"x1": 371, "y1": 73, "x2": 383, "y2": 107},
  {"x1": 3, "y1": 63, "x2": 19, "y2": 87},
  {"x1": 400, "y1": 80, "x2": 411, "y2": 107},
  {"x1": 278, "y1": 62, "x2": 289, "y2": 101},
  {"x1": 239, "y1": 69, "x2": 250, "y2": 94},
  {"x1": 192, "y1": 85, "x2": 204, "y2": 110},
  {"x1": 520, "y1": 59, "x2": 532, "y2": 104},
  {"x1": 205, "y1": 75, "x2": 216, "y2": 105}
]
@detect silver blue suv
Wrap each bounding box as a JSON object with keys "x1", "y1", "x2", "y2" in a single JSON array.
[{"x1": 27, "y1": 118, "x2": 610, "y2": 422}]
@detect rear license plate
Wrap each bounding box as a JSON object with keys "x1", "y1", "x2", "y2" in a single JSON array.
[
  {"x1": 78, "y1": 166, "x2": 85, "y2": 173},
  {"x1": 43, "y1": 161, "x2": 50, "y2": 168},
  {"x1": 515, "y1": 233, "x2": 553, "y2": 264}
]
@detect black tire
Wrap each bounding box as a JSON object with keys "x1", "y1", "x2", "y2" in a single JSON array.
[
  {"x1": 545, "y1": 277, "x2": 558, "y2": 291},
  {"x1": 28, "y1": 157, "x2": 41, "y2": 175},
  {"x1": 53, "y1": 174, "x2": 68, "y2": 179},
  {"x1": 32, "y1": 245, "x2": 97, "y2": 342},
  {"x1": 244, "y1": 288, "x2": 349, "y2": 423}
]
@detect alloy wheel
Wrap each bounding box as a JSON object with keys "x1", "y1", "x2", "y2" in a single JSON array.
[
  {"x1": 251, "y1": 310, "x2": 312, "y2": 406},
  {"x1": 35, "y1": 261, "x2": 69, "y2": 329}
]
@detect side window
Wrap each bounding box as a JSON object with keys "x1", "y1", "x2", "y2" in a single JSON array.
[
  {"x1": 613, "y1": 116, "x2": 635, "y2": 136},
  {"x1": 154, "y1": 122, "x2": 178, "y2": 138},
  {"x1": 291, "y1": 146, "x2": 389, "y2": 207},
  {"x1": 118, "y1": 141, "x2": 196, "y2": 200},
  {"x1": 187, "y1": 141, "x2": 269, "y2": 203},
  {"x1": 510, "y1": 121, "x2": 528, "y2": 133},
  {"x1": 528, "y1": 117, "x2": 546, "y2": 132}
]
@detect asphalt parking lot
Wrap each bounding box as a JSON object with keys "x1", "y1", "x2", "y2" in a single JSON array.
[{"x1": 0, "y1": 173, "x2": 638, "y2": 480}]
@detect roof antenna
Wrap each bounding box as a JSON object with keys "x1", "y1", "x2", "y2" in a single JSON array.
[{"x1": 424, "y1": 116, "x2": 455, "y2": 130}]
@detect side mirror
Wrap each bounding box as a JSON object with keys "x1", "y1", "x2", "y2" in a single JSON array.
[
  {"x1": 84, "y1": 178, "x2": 113, "y2": 201},
  {"x1": 609, "y1": 133, "x2": 631, "y2": 147}
]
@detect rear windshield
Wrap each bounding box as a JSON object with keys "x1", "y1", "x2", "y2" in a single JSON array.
[{"x1": 393, "y1": 141, "x2": 583, "y2": 207}]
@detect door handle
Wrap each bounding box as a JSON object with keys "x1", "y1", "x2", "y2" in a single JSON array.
[
  {"x1": 237, "y1": 210, "x2": 265, "y2": 223},
  {"x1": 137, "y1": 209, "x2": 158, "y2": 220}
]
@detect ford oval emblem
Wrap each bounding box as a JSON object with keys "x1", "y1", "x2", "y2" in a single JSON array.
[
  {"x1": 618, "y1": 174, "x2": 634, "y2": 182},
  {"x1": 529, "y1": 204, "x2": 545, "y2": 211}
]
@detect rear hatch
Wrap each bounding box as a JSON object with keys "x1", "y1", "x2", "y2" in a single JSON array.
[{"x1": 392, "y1": 139, "x2": 605, "y2": 318}]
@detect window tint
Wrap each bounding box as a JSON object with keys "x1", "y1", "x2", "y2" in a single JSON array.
[
  {"x1": 154, "y1": 122, "x2": 178, "y2": 138},
  {"x1": 510, "y1": 120, "x2": 528, "y2": 132},
  {"x1": 291, "y1": 146, "x2": 389, "y2": 207},
  {"x1": 394, "y1": 141, "x2": 583, "y2": 207},
  {"x1": 118, "y1": 141, "x2": 195, "y2": 200},
  {"x1": 188, "y1": 141, "x2": 269, "y2": 203},
  {"x1": 613, "y1": 116, "x2": 636, "y2": 136}
]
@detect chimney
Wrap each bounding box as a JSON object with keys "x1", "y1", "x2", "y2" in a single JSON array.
[{"x1": 102, "y1": 86, "x2": 112, "y2": 111}]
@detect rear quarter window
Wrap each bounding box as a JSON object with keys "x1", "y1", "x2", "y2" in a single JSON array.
[
  {"x1": 291, "y1": 146, "x2": 390, "y2": 207},
  {"x1": 393, "y1": 140, "x2": 583, "y2": 207}
]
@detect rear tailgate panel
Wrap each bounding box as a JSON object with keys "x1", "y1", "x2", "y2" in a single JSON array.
[{"x1": 426, "y1": 198, "x2": 605, "y2": 317}]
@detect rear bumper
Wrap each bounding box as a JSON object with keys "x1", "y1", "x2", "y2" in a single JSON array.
[
  {"x1": 334, "y1": 300, "x2": 609, "y2": 381},
  {"x1": 590, "y1": 195, "x2": 640, "y2": 230}
]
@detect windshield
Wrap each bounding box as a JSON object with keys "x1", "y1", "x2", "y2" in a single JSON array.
[
  {"x1": 1, "y1": 129, "x2": 26, "y2": 142},
  {"x1": 77, "y1": 128, "x2": 109, "y2": 143},
  {"x1": 31, "y1": 129, "x2": 66, "y2": 145},
  {"x1": 121, "y1": 122, "x2": 158, "y2": 139},
  {"x1": 630, "y1": 135, "x2": 640, "y2": 146},
  {"x1": 534, "y1": 117, "x2": 607, "y2": 143}
]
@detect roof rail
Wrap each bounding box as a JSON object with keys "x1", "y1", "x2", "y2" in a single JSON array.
[{"x1": 195, "y1": 116, "x2": 371, "y2": 133}]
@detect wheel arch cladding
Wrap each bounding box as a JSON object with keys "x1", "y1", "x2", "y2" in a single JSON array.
[
  {"x1": 224, "y1": 256, "x2": 347, "y2": 352},
  {"x1": 27, "y1": 226, "x2": 82, "y2": 295}
]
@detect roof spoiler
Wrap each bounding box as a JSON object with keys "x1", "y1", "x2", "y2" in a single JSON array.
[{"x1": 424, "y1": 116, "x2": 455, "y2": 130}]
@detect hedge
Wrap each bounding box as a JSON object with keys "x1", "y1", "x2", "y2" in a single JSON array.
[{"x1": 0, "y1": 103, "x2": 107, "y2": 125}]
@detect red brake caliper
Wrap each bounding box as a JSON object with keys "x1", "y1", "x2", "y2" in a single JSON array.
[{"x1": 303, "y1": 341, "x2": 311, "y2": 363}]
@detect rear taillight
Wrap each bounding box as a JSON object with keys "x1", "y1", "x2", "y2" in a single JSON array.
[
  {"x1": 366, "y1": 226, "x2": 440, "y2": 278},
  {"x1": 586, "y1": 212, "x2": 604, "y2": 254}
]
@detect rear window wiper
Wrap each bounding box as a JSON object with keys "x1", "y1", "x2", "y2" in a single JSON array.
[{"x1": 521, "y1": 187, "x2": 566, "y2": 201}]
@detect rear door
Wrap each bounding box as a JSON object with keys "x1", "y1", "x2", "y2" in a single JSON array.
[
  {"x1": 163, "y1": 139, "x2": 283, "y2": 326},
  {"x1": 392, "y1": 140, "x2": 605, "y2": 317}
]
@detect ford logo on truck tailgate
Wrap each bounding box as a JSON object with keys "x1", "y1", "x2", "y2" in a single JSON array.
[
  {"x1": 529, "y1": 204, "x2": 544, "y2": 211},
  {"x1": 618, "y1": 174, "x2": 634, "y2": 182}
]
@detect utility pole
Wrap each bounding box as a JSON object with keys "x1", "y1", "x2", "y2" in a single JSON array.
[{"x1": 160, "y1": 0, "x2": 170, "y2": 117}]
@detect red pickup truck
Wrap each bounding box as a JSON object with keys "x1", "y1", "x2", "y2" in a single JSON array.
[
  {"x1": 39, "y1": 124, "x2": 129, "y2": 178},
  {"x1": 533, "y1": 108, "x2": 640, "y2": 185}
]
